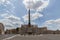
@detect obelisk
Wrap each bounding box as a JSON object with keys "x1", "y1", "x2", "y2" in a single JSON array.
[{"x1": 28, "y1": 9, "x2": 31, "y2": 27}]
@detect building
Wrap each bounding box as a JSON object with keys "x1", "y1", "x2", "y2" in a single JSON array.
[
  {"x1": 20, "y1": 25, "x2": 38, "y2": 35},
  {"x1": 37, "y1": 27, "x2": 47, "y2": 34},
  {"x1": 0, "y1": 23, "x2": 4, "y2": 35},
  {"x1": 5, "y1": 29, "x2": 17, "y2": 34}
]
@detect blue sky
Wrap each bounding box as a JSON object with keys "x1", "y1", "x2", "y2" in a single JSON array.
[{"x1": 0, "y1": 0, "x2": 60, "y2": 30}]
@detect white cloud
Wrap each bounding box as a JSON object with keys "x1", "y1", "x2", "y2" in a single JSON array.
[
  {"x1": 0, "y1": 13, "x2": 23, "y2": 30},
  {"x1": 1, "y1": 13, "x2": 20, "y2": 20},
  {"x1": 0, "y1": 0, "x2": 12, "y2": 5},
  {"x1": 23, "y1": 0, "x2": 49, "y2": 22},
  {"x1": 32, "y1": 12, "x2": 43, "y2": 20},
  {"x1": 43, "y1": 18, "x2": 60, "y2": 30},
  {"x1": 0, "y1": 0, "x2": 5, "y2": 3},
  {"x1": 0, "y1": 0, "x2": 12, "y2": 4},
  {"x1": 0, "y1": 0, "x2": 15, "y2": 14},
  {"x1": 23, "y1": 12, "x2": 43, "y2": 21},
  {"x1": 23, "y1": 0, "x2": 49, "y2": 11},
  {"x1": 6, "y1": 0, "x2": 11, "y2": 4}
]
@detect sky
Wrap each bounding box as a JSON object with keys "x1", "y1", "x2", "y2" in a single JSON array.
[{"x1": 0, "y1": 0, "x2": 60, "y2": 30}]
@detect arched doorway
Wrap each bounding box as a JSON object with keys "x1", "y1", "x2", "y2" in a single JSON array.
[
  {"x1": 27, "y1": 32, "x2": 33, "y2": 35},
  {"x1": 0, "y1": 30, "x2": 2, "y2": 34}
]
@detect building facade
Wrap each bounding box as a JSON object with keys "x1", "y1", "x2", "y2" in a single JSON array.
[
  {"x1": 0, "y1": 23, "x2": 4, "y2": 35},
  {"x1": 20, "y1": 25, "x2": 38, "y2": 35}
]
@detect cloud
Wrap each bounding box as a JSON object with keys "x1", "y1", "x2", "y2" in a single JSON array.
[
  {"x1": 0, "y1": 13, "x2": 23, "y2": 30},
  {"x1": 0, "y1": 0, "x2": 5, "y2": 3},
  {"x1": 32, "y1": 12, "x2": 43, "y2": 20},
  {"x1": 23, "y1": 0, "x2": 49, "y2": 11},
  {"x1": 43, "y1": 18, "x2": 60, "y2": 30},
  {"x1": 1, "y1": 13, "x2": 20, "y2": 21},
  {"x1": 23, "y1": 0, "x2": 49, "y2": 21},
  {"x1": 23, "y1": 12, "x2": 43, "y2": 21},
  {"x1": 0, "y1": 0, "x2": 15, "y2": 14}
]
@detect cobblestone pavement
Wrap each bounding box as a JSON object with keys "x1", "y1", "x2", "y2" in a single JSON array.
[
  {"x1": 1, "y1": 34, "x2": 60, "y2": 40},
  {"x1": 0, "y1": 34, "x2": 15, "y2": 40}
]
